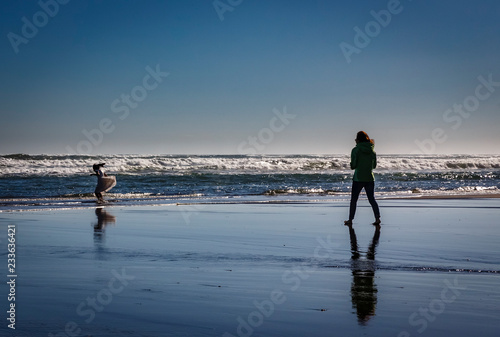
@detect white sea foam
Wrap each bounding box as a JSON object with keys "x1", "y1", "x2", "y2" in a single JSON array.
[{"x1": 1, "y1": 154, "x2": 500, "y2": 176}]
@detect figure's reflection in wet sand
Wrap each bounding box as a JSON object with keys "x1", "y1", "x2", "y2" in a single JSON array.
[
  {"x1": 93, "y1": 207, "x2": 116, "y2": 249},
  {"x1": 347, "y1": 224, "x2": 381, "y2": 325}
]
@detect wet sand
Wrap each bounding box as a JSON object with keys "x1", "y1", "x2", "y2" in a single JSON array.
[
  {"x1": 0, "y1": 198, "x2": 499, "y2": 336},
  {"x1": 390, "y1": 192, "x2": 500, "y2": 199}
]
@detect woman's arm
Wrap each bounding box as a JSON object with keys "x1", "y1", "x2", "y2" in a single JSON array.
[{"x1": 350, "y1": 148, "x2": 357, "y2": 170}]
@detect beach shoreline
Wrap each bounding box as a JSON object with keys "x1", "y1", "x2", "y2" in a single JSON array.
[
  {"x1": 0, "y1": 198, "x2": 498, "y2": 336},
  {"x1": 1, "y1": 190, "x2": 499, "y2": 213},
  {"x1": 386, "y1": 192, "x2": 500, "y2": 199}
]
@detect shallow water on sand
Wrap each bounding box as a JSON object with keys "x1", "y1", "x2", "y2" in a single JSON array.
[{"x1": 0, "y1": 199, "x2": 498, "y2": 336}]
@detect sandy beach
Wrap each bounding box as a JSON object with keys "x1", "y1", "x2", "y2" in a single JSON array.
[{"x1": 1, "y1": 198, "x2": 499, "y2": 337}]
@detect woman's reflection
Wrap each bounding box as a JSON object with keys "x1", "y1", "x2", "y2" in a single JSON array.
[
  {"x1": 347, "y1": 224, "x2": 381, "y2": 325},
  {"x1": 93, "y1": 207, "x2": 116, "y2": 248}
]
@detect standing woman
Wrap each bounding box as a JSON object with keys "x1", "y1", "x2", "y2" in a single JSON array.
[
  {"x1": 344, "y1": 131, "x2": 381, "y2": 226},
  {"x1": 90, "y1": 163, "x2": 116, "y2": 203}
]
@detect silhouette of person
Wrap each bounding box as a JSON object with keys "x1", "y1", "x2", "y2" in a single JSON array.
[
  {"x1": 90, "y1": 163, "x2": 116, "y2": 203},
  {"x1": 344, "y1": 131, "x2": 381, "y2": 226},
  {"x1": 347, "y1": 223, "x2": 381, "y2": 325}
]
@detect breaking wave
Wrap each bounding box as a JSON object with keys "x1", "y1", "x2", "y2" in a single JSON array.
[{"x1": 1, "y1": 154, "x2": 500, "y2": 176}]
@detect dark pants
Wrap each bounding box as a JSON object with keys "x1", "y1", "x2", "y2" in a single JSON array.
[{"x1": 349, "y1": 181, "x2": 380, "y2": 220}]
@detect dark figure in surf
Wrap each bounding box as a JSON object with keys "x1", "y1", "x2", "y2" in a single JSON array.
[
  {"x1": 344, "y1": 131, "x2": 381, "y2": 226},
  {"x1": 90, "y1": 163, "x2": 116, "y2": 203},
  {"x1": 347, "y1": 222, "x2": 381, "y2": 325}
]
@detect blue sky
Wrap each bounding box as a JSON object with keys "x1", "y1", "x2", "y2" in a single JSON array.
[{"x1": 1, "y1": 0, "x2": 499, "y2": 155}]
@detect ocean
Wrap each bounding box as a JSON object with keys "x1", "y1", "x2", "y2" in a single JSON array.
[{"x1": 1, "y1": 154, "x2": 499, "y2": 211}]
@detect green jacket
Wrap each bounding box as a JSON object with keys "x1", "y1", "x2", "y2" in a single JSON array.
[{"x1": 350, "y1": 142, "x2": 377, "y2": 182}]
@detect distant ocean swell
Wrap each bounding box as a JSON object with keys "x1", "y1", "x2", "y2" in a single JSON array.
[
  {"x1": 2, "y1": 154, "x2": 500, "y2": 175},
  {"x1": 0, "y1": 154, "x2": 499, "y2": 210}
]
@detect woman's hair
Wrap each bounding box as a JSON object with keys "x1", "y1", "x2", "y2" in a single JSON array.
[
  {"x1": 356, "y1": 131, "x2": 374, "y2": 144},
  {"x1": 92, "y1": 163, "x2": 105, "y2": 171}
]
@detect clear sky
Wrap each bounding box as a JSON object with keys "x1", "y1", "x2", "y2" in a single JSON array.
[{"x1": 1, "y1": 0, "x2": 499, "y2": 155}]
